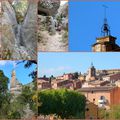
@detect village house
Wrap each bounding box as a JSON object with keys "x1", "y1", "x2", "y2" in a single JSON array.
[
  {"x1": 115, "y1": 80, "x2": 120, "y2": 87},
  {"x1": 51, "y1": 79, "x2": 82, "y2": 90},
  {"x1": 38, "y1": 78, "x2": 51, "y2": 90},
  {"x1": 82, "y1": 80, "x2": 110, "y2": 88},
  {"x1": 77, "y1": 86, "x2": 120, "y2": 109},
  {"x1": 38, "y1": 77, "x2": 49, "y2": 81},
  {"x1": 102, "y1": 73, "x2": 120, "y2": 82},
  {"x1": 51, "y1": 79, "x2": 73, "y2": 89},
  {"x1": 97, "y1": 69, "x2": 120, "y2": 75},
  {"x1": 38, "y1": 64, "x2": 120, "y2": 95},
  {"x1": 56, "y1": 73, "x2": 73, "y2": 80}
]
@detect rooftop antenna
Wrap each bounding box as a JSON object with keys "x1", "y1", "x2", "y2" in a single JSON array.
[
  {"x1": 91, "y1": 62, "x2": 93, "y2": 67},
  {"x1": 103, "y1": 5, "x2": 107, "y2": 19},
  {"x1": 101, "y1": 5, "x2": 111, "y2": 37}
]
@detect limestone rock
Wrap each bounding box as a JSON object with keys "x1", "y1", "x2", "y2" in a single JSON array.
[
  {"x1": 1, "y1": 0, "x2": 37, "y2": 60},
  {"x1": 1, "y1": 1, "x2": 18, "y2": 58},
  {"x1": 56, "y1": 3, "x2": 68, "y2": 30},
  {"x1": 57, "y1": 2, "x2": 68, "y2": 18},
  {"x1": 38, "y1": 2, "x2": 68, "y2": 51},
  {"x1": 22, "y1": 1, "x2": 37, "y2": 59},
  {"x1": 38, "y1": 0, "x2": 60, "y2": 16}
]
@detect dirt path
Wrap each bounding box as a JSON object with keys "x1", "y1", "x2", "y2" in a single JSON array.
[{"x1": 38, "y1": 31, "x2": 68, "y2": 52}]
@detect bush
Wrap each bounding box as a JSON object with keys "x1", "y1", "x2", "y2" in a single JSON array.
[{"x1": 38, "y1": 89, "x2": 86, "y2": 119}]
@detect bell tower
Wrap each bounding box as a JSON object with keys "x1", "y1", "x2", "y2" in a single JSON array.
[
  {"x1": 10, "y1": 70, "x2": 16, "y2": 89},
  {"x1": 10, "y1": 70, "x2": 22, "y2": 95},
  {"x1": 92, "y1": 5, "x2": 120, "y2": 52},
  {"x1": 88, "y1": 63, "x2": 96, "y2": 78},
  {"x1": 86, "y1": 63, "x2": 96, "y2": 81}
]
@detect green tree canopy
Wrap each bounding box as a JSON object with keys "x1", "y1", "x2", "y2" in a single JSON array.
[
  {"x1": 98, "y1": 105, "x2": 120, "y2": 119},
  {"x1": 73, "y1": 72, "x2": 79, "y2": 79},
  {"x1": 0, "y1": 70, "x2": 9, "y2": 94},
  {"x1": 17, "y1": 86, "x2": 37, "y2": 113},
  {"x1": 7, "y1": 86, "x2": 37, "y2": 119},
  {"x1": 109, "y1": 105, "x2": 120, "y2": 119},
  {"x1": 38, "y1": 89, "x2": 86, "y2": 119},
  {"x1": 0, "y1": 70, "x2": 9, "y2": 118}
]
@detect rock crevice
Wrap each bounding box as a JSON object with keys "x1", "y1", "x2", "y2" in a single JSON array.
[{"x1": 1, "y1": 0, "x2": 37, "y2": 60}]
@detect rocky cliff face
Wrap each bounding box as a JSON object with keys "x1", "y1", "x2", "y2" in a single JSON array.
[
  {"x1": 38, "y1": 1, "x2": 68, "y2": 51},
  {"x1": 0, "y1": 1, "x2": 2, "y2": 57},
  {"x1": 1, "y1": 0, "x2": 37, "y2": 60},
  {"x1": 38, "y1": 0, "x2": 60, "y2": 16}
]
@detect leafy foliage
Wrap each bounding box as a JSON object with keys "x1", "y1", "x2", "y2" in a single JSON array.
[
  {"x1": 98, "y1": 105, "x2": 120, "y2": 119},
  {"x1": 73, "y1": 72, "x2": 79, "y2": 79},
  {"x1": 7, "y1": 100, "x2": 23, "y2": 119},
  {"x1": 0, "y1": 64, "x2": 37, "y2": 119},
  {"x1": 7, "y1": 86, "x2": 37, "y2": 119},
  {"x1": 0, "y1": 70, "x2": 8, "y2": 90},
  {"x1": 108, "y1": 105, "x2": 120, "y2": 119},
  {"x1": 17, "y1": 86, "x2": 37, "y2": 113},
  {"x1": 0, "y1": 70, "x2": 9, "y2": 106},
  {"x1": 0, "y1": 70, "x2": 9, "y2": 118},
  {"x1": 38, "y1": 89, "x2": 86, "y2": 119},
  {"x1": 12, "y1": 0, "x2": 28, "y2": 23},
  {"x1": 1, "y1": 49, "x2": 12, "y2": 60}
]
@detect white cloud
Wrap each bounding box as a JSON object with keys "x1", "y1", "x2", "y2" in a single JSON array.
[
  {"x1": 40, "y1": 66, "x2": 71, "y2": 76},
  {"x1": 0, "y1": 61, "x2": 17, "y2": 67},
  {"x1": 0, "y1": 61, "x2": 8, "y2": 66},
  {"x1": 13, "y1": 61, "x2": 17, "y2": 68}
]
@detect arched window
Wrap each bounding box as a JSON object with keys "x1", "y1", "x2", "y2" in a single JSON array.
[{"x1": 100, "y1": 96, "x2": 105, "y2": 100}]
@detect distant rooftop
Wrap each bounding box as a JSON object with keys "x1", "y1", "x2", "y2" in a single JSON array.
[
  {"x1": 77, "y1": 86, "x2": 116, "y2": 92},
  {"x1": 97, "y1": 69, "x2": 120, "y2": 71}
]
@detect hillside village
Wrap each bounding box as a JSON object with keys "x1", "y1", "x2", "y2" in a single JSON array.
[{"x1": 38, "y1": 63, "x2": 120, "y2": 115}]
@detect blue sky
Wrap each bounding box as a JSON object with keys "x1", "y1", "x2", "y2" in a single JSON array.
[
  {"x1": 38, "y1": 52, "x2": 120, "y2": 77},
  {"x1": 0, "y1": 61, "x2": 36, "y2": 86},
  {"x1": 69, "y1": 1, "x2": 120, "y2": 51}
]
